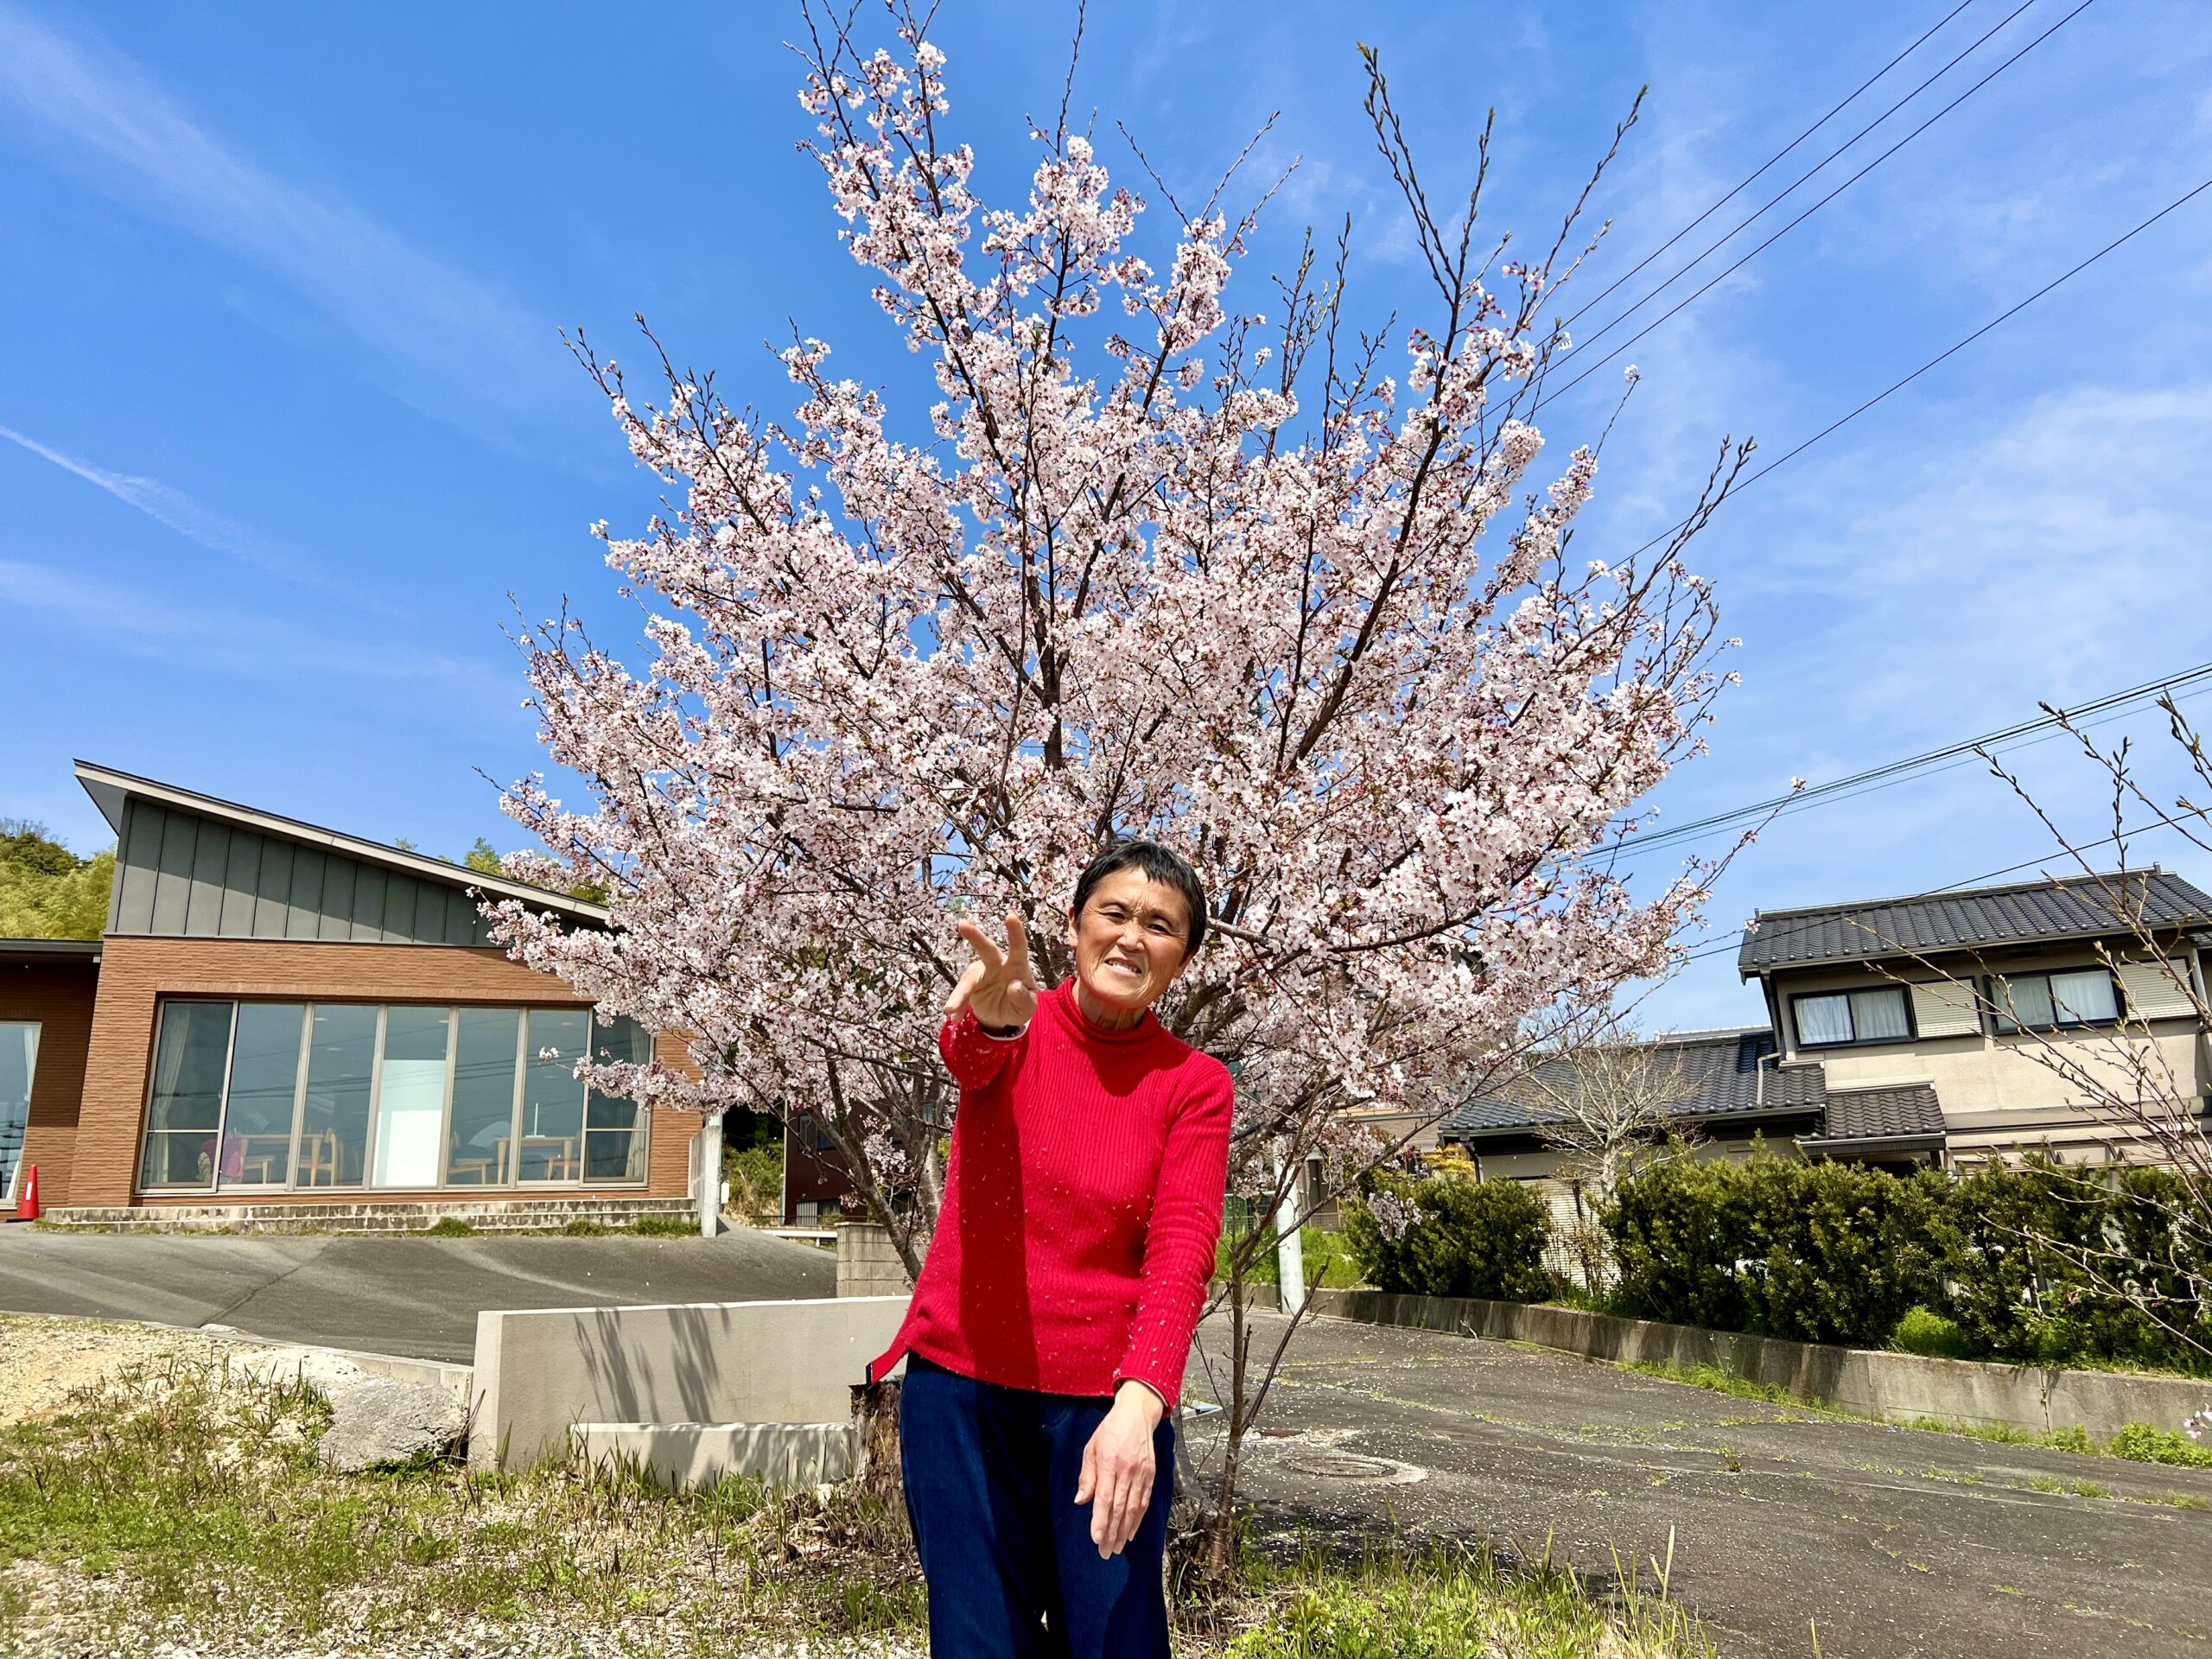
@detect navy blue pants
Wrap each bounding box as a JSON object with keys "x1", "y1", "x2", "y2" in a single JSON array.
[{"x1": 899, "y1": 1352, "x2": 1174, "y2": 1658}]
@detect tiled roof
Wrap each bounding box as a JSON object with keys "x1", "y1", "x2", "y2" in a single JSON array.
[
  {"x1": 1802, "y1": 1083, "x2": 1945, "y2": 1148},
  {"x1": 1442, "y1": 1027, "x2": 1827, "y2": 1140},
  {"x1": 1737, "y1": 868, "x2": 2212, "y2": 974}
]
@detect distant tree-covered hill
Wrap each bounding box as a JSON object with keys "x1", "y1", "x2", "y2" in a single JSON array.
[{"x1": 0, "y1": 821, "x2": 114, "y2": 940}]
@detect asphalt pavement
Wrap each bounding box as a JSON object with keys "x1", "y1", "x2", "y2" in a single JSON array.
[
  {"x1": 1185, "y1": 1309, "x2": 2212, "y2": 1659},
  {"x1": 0, "y1": 1225, "x2": 837, "y2": 1362}
]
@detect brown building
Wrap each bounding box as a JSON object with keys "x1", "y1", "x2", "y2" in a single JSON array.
[{"x1": 0, "y1": 762, "x2": 703, "y2": 1224}]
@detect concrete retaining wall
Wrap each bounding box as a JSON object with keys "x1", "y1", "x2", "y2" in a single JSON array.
[
  {"x1": 470, "y1": 1294, "x2": 909, "y2": 1470},
  {"x1": 1311, "y1": 1287, "x2": 2212, "y2": 1439},
  {"x1": 44, "y1": 1197, "x2": 698, "y2": 1234},
  {"x1": 571, "y1": 1421, "x2": 855, "y2": 1490},
  {"x1": 835, "y1": 1222, "x2": 912, "y2": 1297}
]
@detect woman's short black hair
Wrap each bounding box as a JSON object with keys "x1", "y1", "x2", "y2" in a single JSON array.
[{"x1": 1071, "y1": 840, "x2": 1208, "y2": 956}]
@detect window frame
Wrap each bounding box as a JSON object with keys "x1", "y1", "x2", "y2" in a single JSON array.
[
  {"x1": 1987, "y1": 966, "x2": 2124, "y2": 1034},
  {"x1": 137, "y1": 997, "x2": 651, "y2": 1196},
  {"x1": 1789, "y1": 984, "x2": 1917, "y2": 1051},
  {"x1": 0, "y1": 1020, "x2": 41, "y2": 1205},
  {"x1": 138, "y1": 999, "x2": 238, "y2": 1192}
]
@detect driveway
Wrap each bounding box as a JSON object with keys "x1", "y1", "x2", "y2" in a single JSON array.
[
  {"x1": 1185, "y1": 1310, "x2": 2212, "y2": 1659},
  {"x1": 0, "y1": 1225, "x2": 836, "y2": 1362}
]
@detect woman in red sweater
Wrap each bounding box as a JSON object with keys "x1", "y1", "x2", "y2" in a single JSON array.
[{"x1": 868, "y1": 841, "x2": 1234, "y2": 1658}]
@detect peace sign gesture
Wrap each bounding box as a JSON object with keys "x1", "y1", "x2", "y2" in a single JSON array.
[{"x1": 944, "y1": 912, "x2": 1039, "y2": 1032}]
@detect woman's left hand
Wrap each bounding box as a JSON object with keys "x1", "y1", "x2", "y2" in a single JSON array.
[{"x1": 1075, "y1": 1382, "x2": 1165, "y2": 1558}]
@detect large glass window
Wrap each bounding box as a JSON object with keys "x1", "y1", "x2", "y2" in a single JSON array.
[
  {"x1": 139, "y1": 999, "x2": 649, "y2": 1193},
  {"x1": 585, "y1": 1018, "x2": 652, "y2": 1182},
  {"x1": 372, "y1": 1007, "x2": 452, "y2": 1188},
  {"x1": 1993, "y1": 968, "x2": 2120, "y2": 1033},
  {"x1": 220, "y1": 1004, "x2": 305, "y2": 1186},
  {"x1": 1792, "y1": 986, "x2": 1912, "y2": 1049},
  {"x1": 447, "y1": 1007, "x2": 521, "y2": 1185},
  {"x1": 141, "y1": 1001, "x2": 233, "y2": 1187},
  {"x1": 0, "y1": 1022, "x2": 38, "y2": 1204},
  {"x1": 299, "y1": 1005, "x2": 378, "y2": 1187},
  {"x1": 522, "y1": 1008, "x2": 588, "y2": 1182}
]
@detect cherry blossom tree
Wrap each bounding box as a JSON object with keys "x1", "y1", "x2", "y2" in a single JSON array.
[{"x1": 486, "y1": 3, "x2": 1745, "y2": 1562}]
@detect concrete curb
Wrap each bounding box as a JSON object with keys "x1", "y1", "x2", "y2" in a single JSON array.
[{"x1": 1308, "y1": 1287, "x2": 2212, "y2": 1439}]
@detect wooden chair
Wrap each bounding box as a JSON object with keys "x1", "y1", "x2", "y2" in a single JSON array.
[{"x1": 298, "y1": 1130, "x2": 340, "y2": 1186}]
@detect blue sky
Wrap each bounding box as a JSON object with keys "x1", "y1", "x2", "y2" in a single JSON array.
[{"x1": 3, "y1": 1, "x2": 2209, "y2": 1032}]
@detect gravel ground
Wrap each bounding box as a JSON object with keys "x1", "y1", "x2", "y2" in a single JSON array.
[
  {"x1": 0, "y1": 1315, "x2": 931, "y2": 1659},
  {"x1": 0, "y1": 1313, "x2": 239, "y2": 1428}
]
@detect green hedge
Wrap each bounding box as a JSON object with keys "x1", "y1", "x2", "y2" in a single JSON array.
[
  {"x1": 1342, "y1": 1170, "x2": 1555, "y2": 1302},
  {"x1": 1604, "y1": 1157, "x2": 1948, "y2": 1348},
  {"x1": 1604, "y1": 1154, "x2": 2212, "y2": 1370},
  {"x1": 1326, "y1": 1152, "x2": 2212, "y2": 1373}
]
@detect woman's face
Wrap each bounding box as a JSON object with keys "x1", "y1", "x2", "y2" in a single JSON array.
[{"x1": 1066, "y1": 867, "x2": 1193, "y2": 1014}]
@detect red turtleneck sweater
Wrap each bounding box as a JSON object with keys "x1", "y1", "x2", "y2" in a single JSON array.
[{"x1": 868, "y1": 978, "x2": 1235, "y2": 1408}]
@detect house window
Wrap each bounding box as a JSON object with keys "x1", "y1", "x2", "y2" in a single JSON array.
[
  {"x1": 137, "y1": 999, "x2": 650, "y2": 1192},
  {"x1": 0, "y1": 1022, "x2": 38, "y2": 1204},
  {"x1": 1792, "y1": 986, "x2": 1912, "y2": 1049},
  {"x1": 1992, "y1": 968, "x2": 2120, "y2": 1033}
]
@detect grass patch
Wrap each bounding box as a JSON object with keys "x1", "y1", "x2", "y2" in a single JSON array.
[
  {"x1": 1, "y1": 1326, "x2": 1722, "y2": 1658},
  {"x1": 1620, "y1": 1361, "x2": 1801, "y2": 1408},
  {"x1": 0, "y1": 1350, "x2": 924, "y2": 1656},
  {"x1": 628, "y1": 1211, "x2": 702, "y2": 1237},
  {"x1": 1217, "y1": 1538, "x2": 1713, "y2": 1658},
  {"x1": 2109, "y1": 1421, "x2": 2212, "y2": 1468},
  {"x1": 1625, "y1": 1357, "x2": 2212, "y2": 1479}
]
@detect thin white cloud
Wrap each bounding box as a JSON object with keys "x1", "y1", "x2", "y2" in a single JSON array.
[
  {"x1": 0, "y1": 423, "x2": 412, "y2": 616},
  {"x1": 1, "y1": 423, "x2": 292, "y2": 574},
  {"x1": 0, "y1": 555, "x2": 509, "y2": 706},
  {"x1": 0, "y1": 4, "x2": 563, "y2": 435}
]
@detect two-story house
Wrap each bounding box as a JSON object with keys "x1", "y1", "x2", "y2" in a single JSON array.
[{"x1": 1442, "y1": 868, "x2": 2212, "y2": 1180}]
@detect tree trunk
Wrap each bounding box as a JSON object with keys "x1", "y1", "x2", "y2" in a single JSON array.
[
  {"x1": 1204, "y1": 1262, "x2": 1253, "y2": 1577},
  {"x1": 850, "y1": 1379, "x2": 905, "y2": 1518}
]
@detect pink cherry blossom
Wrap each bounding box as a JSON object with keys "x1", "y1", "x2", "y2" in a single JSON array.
[{"x1": 484, "y1": 13, "x2": 1738, "y2": 1278}]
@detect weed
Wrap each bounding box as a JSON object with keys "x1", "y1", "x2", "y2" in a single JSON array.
[
  {"x1": 1622, "y1": 1360, "x2": 1794, "y2": 1408},
  {"x1": 1219, "y1": 1535, "x2": 1716, "y2": 1658},
  {"x1": 2108, "y1": 1421, "x2": 2212, "y2": 1469},
  {"x1": 0, "y1": 1320, "x2": 1716, "y2": 1658}
]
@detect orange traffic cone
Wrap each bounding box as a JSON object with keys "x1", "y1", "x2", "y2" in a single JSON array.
[{"x1": 16, "y1": 1165, "x2": 37, "y2": 1222}]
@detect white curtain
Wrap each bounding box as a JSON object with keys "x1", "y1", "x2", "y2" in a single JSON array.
[
  {"x1": 1850, "y1": 988, "x2": 1910, "y2": 1041},
  {"x1": 1796, "y1": 995, "x2": 1853, "y2": 1046},
  {"x1": 2049, "y1": 969, "x2": 2118, "y2": 1025},
  {"x1": 1999, "y1": 974, "x2": 2056, "y2": 1029}
]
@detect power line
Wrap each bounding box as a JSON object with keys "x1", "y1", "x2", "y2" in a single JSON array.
[
  {"x1": 1562, "y1": 0, "x2": 1978, "y2": 330},
  {"x1": 1673, "y1": 810, "x2": 2208, "y2": 969},
  {"x1": 1618, "y1": 661, "x2": 2212, "y2": 858},
  {"x1": 1540, "y1": 0, "x2": 2097, "y2": 410},
  {"x1": 1603, "y1": 170, "x2": 2212, "y2": 567},
  {"x1": 1643, "y1": 680, "x2": 2212, "y2": 860}
]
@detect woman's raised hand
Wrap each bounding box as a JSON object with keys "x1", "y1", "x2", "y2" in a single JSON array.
[{"x1": 944, "y1": 912, "x2": 1039, "y2": 1032}]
